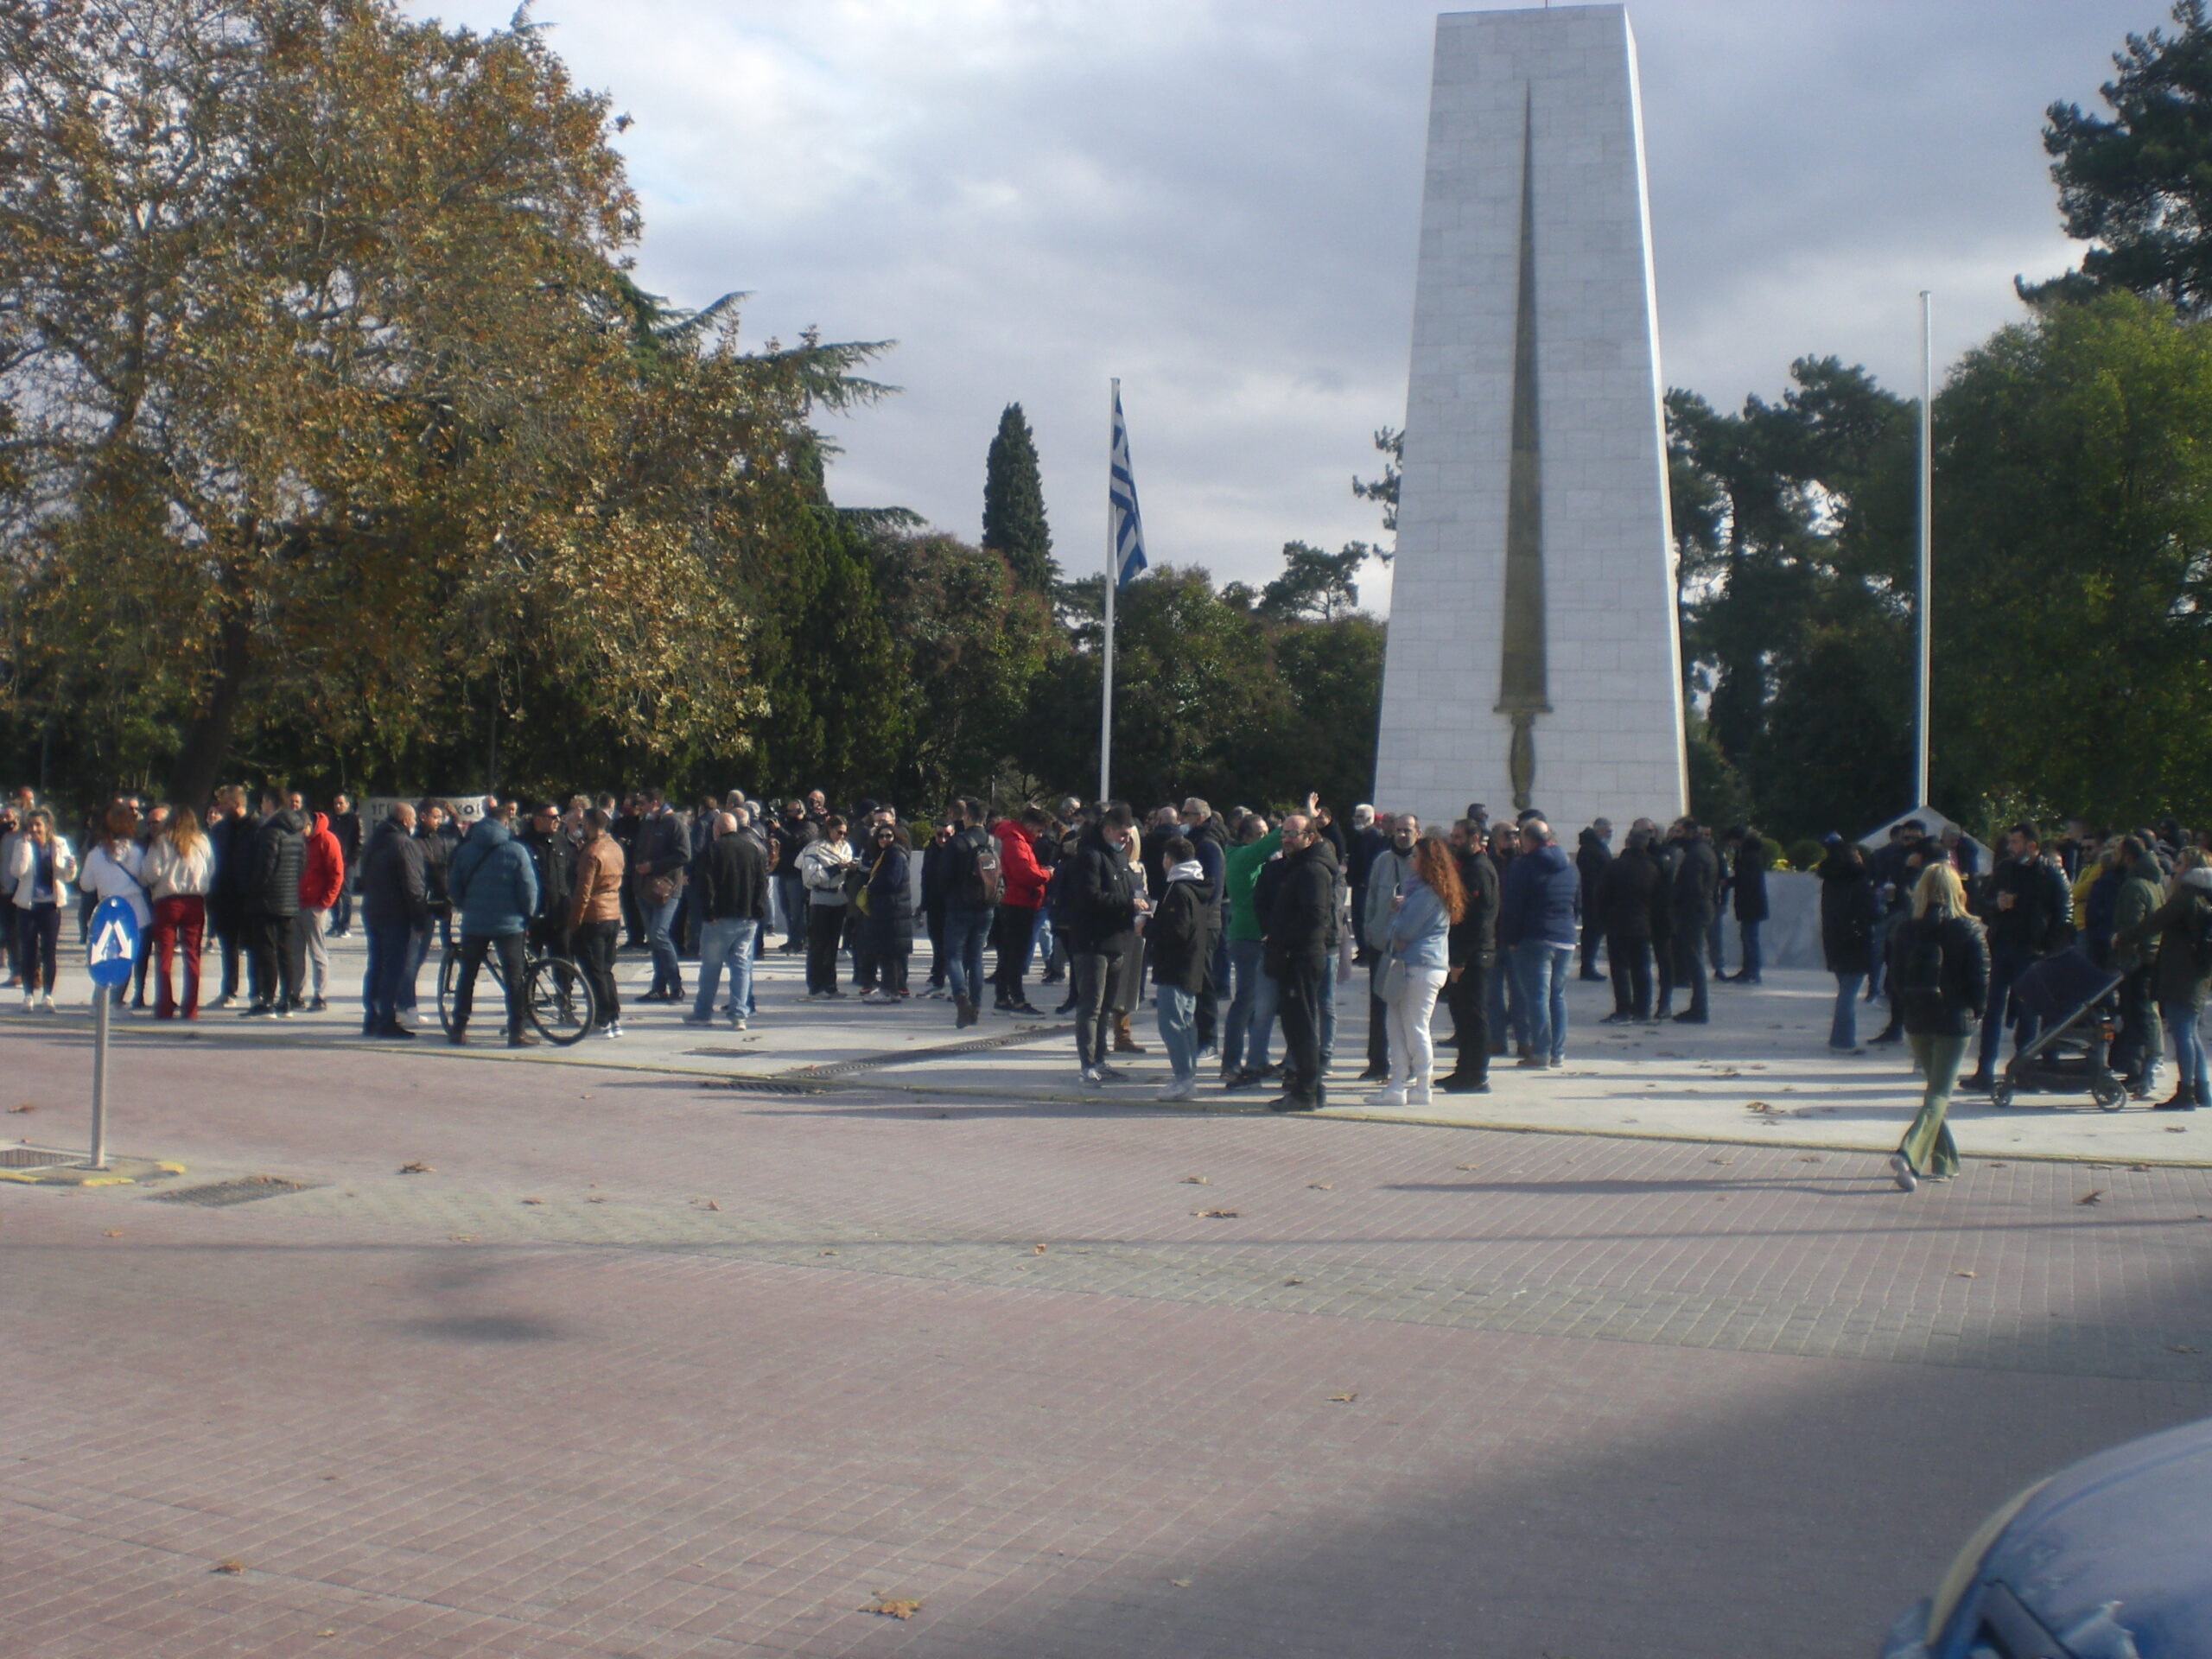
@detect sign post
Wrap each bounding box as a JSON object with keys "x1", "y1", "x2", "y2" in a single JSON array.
[{"x1": 85, "y1": 896, "x2": 139, "y2": 1171}]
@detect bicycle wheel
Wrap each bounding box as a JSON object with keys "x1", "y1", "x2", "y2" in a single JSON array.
[
  {"x1": 526, "y1": 955, "x2": 595, "y2": 1046},
  {"x1": 435, "y1": 947, "x2": 461, "y2": 1037}
]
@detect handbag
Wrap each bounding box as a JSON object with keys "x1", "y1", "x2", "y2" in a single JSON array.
[
  {"x1": 1378, "y1": 953, "x2": 1406, "y2": 1002},
  {"x1": 642, "y1": 873, "x2": 676, "y2": 908}
]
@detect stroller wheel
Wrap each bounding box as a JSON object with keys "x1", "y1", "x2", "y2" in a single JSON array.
[
  {"x1": 1991, "y1": 1080, "x2": 2015, "y2": 1109},
  {"x1": 2093, "y1": 1082, "x2": 2126, "y2": 1112}
]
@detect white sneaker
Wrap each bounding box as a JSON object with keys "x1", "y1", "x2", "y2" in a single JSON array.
[
  {"x1": 728, "y1": 1017, "x2": 747, "y2": 1032},
  {"x1": 603, "y1": 1022, "x2": 626, "y2": 1039},
  {"x1": 1407, "y1": 1085, "x2": 1433, "y2": 1106},
  {"x1": 1888, "y1": 1153, "x2": 1917, "y2": 1192},
  {"x1": 1080, "y1": 1066, "x2": 1103, "y2": 1089},
  {"x1": 1157, "y1": 1077, "x2": 1196, "y2": 1102},
  {"x1": 36, "y1": 993, "x2": 55, "y2": 1014},
  {"x1": 861, "y1": 989, "x2": 893, "y2": 1006},
  {"x1": 1368, "y1": 1085, "x2": 1408, "y2": 1108},
  {"x1": 18, "y1": 995, "x2": 31, "y2": 1014}
]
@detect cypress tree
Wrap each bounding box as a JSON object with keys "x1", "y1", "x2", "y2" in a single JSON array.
[{"x1": 981, "y1": 403, "x2": 1056, "y2": 590}]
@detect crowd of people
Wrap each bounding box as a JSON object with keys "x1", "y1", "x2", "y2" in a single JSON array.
[{"x1": 4, "y1": 781, "x2": 2207, "y2": 1169}]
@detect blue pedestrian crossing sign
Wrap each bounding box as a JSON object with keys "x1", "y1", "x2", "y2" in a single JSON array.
[{"x1": 86, "y1": 897, "x2": 140, "y2": 988}]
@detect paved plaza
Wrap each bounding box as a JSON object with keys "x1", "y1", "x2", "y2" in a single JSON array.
[{"x1": 3, "y1": 943, "x2": 2209, "y2": 1656}]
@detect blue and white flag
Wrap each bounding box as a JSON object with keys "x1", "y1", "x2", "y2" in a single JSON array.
[{"x1": 1109, "y1": 383, "x2": 1147, "y2": 588}]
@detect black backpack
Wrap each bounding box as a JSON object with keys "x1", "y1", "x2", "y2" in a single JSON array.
[{"x1": 1897, "y1": 921, "x2": 1948, "y2": 1023}]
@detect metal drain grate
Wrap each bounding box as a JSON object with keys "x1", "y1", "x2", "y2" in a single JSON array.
[
  {"x1": 150, "y1": 1175, "x2": 319, "y2": 1207},
  {"x1": 709, "y1": 1077, "x2": 835, "y2": 1096},
  {"x1": 0, "y1": 1147, "x2": 73, "y2": 1169},
  {"x1": 783, "y1": 1023, "x2": 1072, "y2": 1079}
]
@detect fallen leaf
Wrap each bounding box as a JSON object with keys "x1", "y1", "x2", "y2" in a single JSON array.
[
  {"x1": 861, "y1": 1598, "x2": 922, "y2": 1620},
  {"x1": 2168, "y1": 1126, "x2": 2190, "y2": 1133},
  {"x1": 1282, "y1": 1277, "x2": 1306, "y2": 1286},
  {"x1": 6, "y1": 1103, "x2": 33, "y2": 1113},
  {"x1": 1796, "y1": 1155, "x2": 1823, "y2": 1163},
  {"x1": 1033, "y1": 1243, "x2": 1047, "y2": 1255},
  {"x1": 1454, "y1": 1163, "x2": 1480, "y2": 1171},
  {"x1": 819, "y1": 1249, "x2": 838, "y2": 1256},
  {"x1": 1193, "y1": 1209, "x2": 1241, "y2": 1218},
  {"x1": 2170, "y1": 1344, "x2": 2200, "y2": 1355},
  {"x1": 1307, "y1": 1182, "x2": 1334, "y2": 1190},
  {"x1": 1179, "y1": 1175, "x2": 1210, "y2": 1185},
  {"x1": 587, "y1": 1195, "x2": 606, "y2": 1204},
  {"x1": 448, "y1": 1233, "x2": 478, "y2": 1243},
  {"x1": 399, "y1": 1161, "x2": 433, "y2": 1174},
  {"x1": 1987, "y1": 1162, "x2": 2009, "y2": 1169},
  {"x1": 316, "y1": 1631, "x2": 336, "y2": 1640},
  {"x1": 1745, "y1": 1101, "x2": 1777, "y2": 1114},
  {"x1": 1953, "y1": 1270, "x2": 1978, "y2": 1279},
  {"x1": 1170, "y1": 1577, "x2": 1193, "y2": 1588},
  {"x1": 702, "y1": 1198, "x2": 721, "y2": 1212},
  {"x1": 580, "y1": 1094, "x2": 593, "y2": 1100},
  {"x1": 2129, "y1": 1163, "x2": 2152, "y2": 1173},
  {"x1": 1326, "y1": 1390, "x2": 1357, "y2": 1403},
  {"x1": 520, "y1": 1197, "x2": 544, "y2": 1206},
  {"x1": 102, "y1": 1229, "x2": 123, "y2": 1238},
  {"x1": 212, "y1": 1560, "x2": 245, "y2": 1576},
  {"x1": 320, "y1": 1474, "x2": 340, "y2": 1481},
  {"x1": 2077, "y1": 1190, "x2": 2106, "y2": 1206},
  {"x1": 1708, "y1": 1157, "x2": 1733, "y2": 1166}
]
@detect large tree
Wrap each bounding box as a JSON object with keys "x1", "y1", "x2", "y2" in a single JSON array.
[
  {"x1": 980, "y1": 402, "x2": 1054, "y2": 592},
  {"x1": 2041, "y1": 0, "x2": 2212, "y2": 314},
  {"x1": 0, "y1": 0, "x2": 880, "y2": 804}
]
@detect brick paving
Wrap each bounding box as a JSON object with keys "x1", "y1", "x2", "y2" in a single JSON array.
[{"x1": 2, "y1": 1024, "x2": 2209, "y2": 1657}]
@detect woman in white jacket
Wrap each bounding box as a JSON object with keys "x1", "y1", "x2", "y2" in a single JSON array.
[
  {"x1": 79, "y1": 803, "x2": 151, "y2": 1010},
  {"x1": 143, "y1": 803, "x2": 216, "y2": 1019},
  {"x1": 9, "y1": 810, "x2": 77, "y2": 1011}
]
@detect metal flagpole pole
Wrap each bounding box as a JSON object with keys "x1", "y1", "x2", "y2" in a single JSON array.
[
  {"x1": 1915, "y1": 291, "x2": 1933, "y2": 813},
  {"x1": 1101, "y1": 378, "x2": 1117, "y2": 806}
]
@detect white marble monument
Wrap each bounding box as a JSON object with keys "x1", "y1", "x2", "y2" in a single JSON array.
[{"x1": 1372, "y1": 3, "x2": 1687, "y2": 836}]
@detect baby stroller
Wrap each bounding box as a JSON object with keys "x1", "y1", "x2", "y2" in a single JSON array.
[{"x1": 1992, "y1": 945, "x2": 2126, "y2": 1111}]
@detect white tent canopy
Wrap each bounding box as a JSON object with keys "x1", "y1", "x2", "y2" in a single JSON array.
[{"x1": 1855, "y1": 805, "x2": 1992, "y2": 865}]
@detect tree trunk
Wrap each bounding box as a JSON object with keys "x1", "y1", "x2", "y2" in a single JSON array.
[{"x1": 170, "y1": 614, "x2": 252, "y2": 806}]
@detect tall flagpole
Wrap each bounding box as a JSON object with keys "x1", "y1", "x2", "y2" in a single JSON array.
[
  {"x1": 1100, "y1": 378, "x2": 1117, "y2": 805},
  {"x1": 1915, "y1": 292, "x2": 1932, "y2": 813}
]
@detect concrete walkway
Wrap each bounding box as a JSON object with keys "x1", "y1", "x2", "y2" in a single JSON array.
[{"x1": 11, "y1": 938, "x2": 2198, "y2": 1168}]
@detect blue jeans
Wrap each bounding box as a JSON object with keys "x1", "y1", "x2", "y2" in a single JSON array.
[
  {"x1": 944, "y1": 902, "x2": 991, "y2": 1004},
  {"x1": 1319, "y1": 958, "x2": 1338, "y2": 1066},
  {"x1": 1829, "y1": 971, "x2": 1864, "y2": 1049},
  {"x1": 1977, "y1": 947, "x2": 2041, "y2": 1077},
  {"x1": 646, "y1": 892, "x2": 682, "y2": 992},
  {"x1": 693, "y1": 918, "x2": 757, "y2": 1020},
  {"x1": 1707, "y1": 911, "x2": 1727, "y2": 976},
  {"x1": 1487, "y1": 950, "x2": 1520, "y2": 1050},
  {"x1": 399, "y1": 918, "x2": 435, "y2": 1011},
  {"x1": 1738, "y1": 919, "x2": 1763, "y2": 980},
  {"x1": 363, "y1": 921, "x2": 414, "y2": 1028},
  {"x1": 2166, "y1": 1002, "x2": 2208, "y2": 1101},
  {"x1": 1512, "y1": 942, "x2": 1572, "y2": 1063},
  {"x1": 1224, "y1": 937, "x2": 1275, "y2": 1073},
  {"x1": 1156, "y1": 984, "x2": 1198, "y2": 1080}
]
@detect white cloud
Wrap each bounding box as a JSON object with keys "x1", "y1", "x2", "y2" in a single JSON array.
[{"x1": 412, "y1": 0, "x2": 2149, "y2": 610}]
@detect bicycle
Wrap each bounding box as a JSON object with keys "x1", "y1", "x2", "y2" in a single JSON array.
[{"x1": 435, "y1": 938, "x2": 596, "y2": 1046}]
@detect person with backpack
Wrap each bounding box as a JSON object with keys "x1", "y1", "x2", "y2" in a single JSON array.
[
  {"x1": 1888, "y1": 863, "x2": 1990, "y2": 1192},
  {"x1": 2113, "y1": 846, "x2": 2212, "y2": 1110},
  {"x1": 940, "y1": 796, "x2": 999, "y2": 1028}
]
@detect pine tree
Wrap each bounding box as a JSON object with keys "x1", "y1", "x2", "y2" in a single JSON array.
[{"x1": 982, "y1": 403, "x2": 1056, "y2": 590}]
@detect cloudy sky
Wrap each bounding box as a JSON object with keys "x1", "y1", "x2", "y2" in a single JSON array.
[{"x1": 417, "y1": 0, "x2": 2154, "y2": 608}]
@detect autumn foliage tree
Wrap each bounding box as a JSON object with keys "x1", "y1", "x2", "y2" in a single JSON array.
[{"x1": 0, "y1": 0, "x2": 881, "y2": 803}]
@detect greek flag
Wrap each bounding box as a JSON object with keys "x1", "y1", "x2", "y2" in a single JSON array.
[{"x1": 1109, "y1": 383, "x2": 1147, "y2": 588}]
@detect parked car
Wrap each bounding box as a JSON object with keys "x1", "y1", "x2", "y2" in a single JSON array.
[{"x1": 1881, "y1": 1416, "x2": 2212, "y2": 1658}]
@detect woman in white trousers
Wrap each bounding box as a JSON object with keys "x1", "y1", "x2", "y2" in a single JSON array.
[{"x1": 1372, "y1": 832, "x2": 1464, "y2": 1107}]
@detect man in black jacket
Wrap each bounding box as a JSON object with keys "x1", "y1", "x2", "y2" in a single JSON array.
[
  {"x1": 207, "y1": 785, "x2": 254, "y2": 1007},
  {"x1": 327, "y1": 792, "x2": 363, "y2": 938},
  {"x1": 1066, "y1": 803, "x2": 1147, "y2": 1084},
  {"x1": 1574, "y1": 821, "x2": 1612, "y2": 981},
  {"x1": 1440, "y1": 822, "x2": 1498, "y2": 1092},
  {"x1": 1668, "y1": 819, "x2": 1719, "y2": 1024},
  {"x1": 1596, "y1": 827, "x2": 1664, "y2": 1023},
  {"x1": 1265, "y1": 813, "x2": 1337, "y2": 1112},
  {"x1": 359, "y1": 803, "x2": 427, "y2": 1038},
  {"x1": 521, "y1": 802, "x2": 576, "y2": 961},
  {"x1": 244, "y1": 791, "x2": 308, "y2": 1016},
  {"x1": 1964, "y1": 822, "x2": 2075, "y2": 1092},
  {"x1": 631, "y1": 790, "x2": 690, "y2": 1002},
  {"x1": 685, "y1": 811, "x2": 768, "y2": 1029},
  {"x1": 769, "y1": 800, "x2": 817, "y2": 954}
]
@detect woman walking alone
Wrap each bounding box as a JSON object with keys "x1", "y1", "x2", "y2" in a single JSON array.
[
  {"x1": 1371, "y1": 834, "x2": 1465, "y2": 1107},
  {"x1": 143, "y1": 803, "x2": 215, "y2": 1019},
  {"x1": 9, "y1": 809, "x2": 76, "y2": 1011},
  {"x1": 1887, "y1": 864, "x2": 1989, "y2": 1192},
  {"x1": 79, "y1": 803, "x2": 152, "y2": 1009}
]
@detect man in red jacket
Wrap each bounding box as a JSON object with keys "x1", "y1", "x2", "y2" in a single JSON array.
[
  {"x1": 296, "y1": 806, "x2": 346, "y2": 1012},
  {"x1": 989, "y1": 806, "x2": 1052, "y2": 1014}
]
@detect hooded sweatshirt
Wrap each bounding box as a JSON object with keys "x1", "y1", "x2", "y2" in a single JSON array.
[
  {"x1": 447, "y1": 817, "x2": 538, "y2": 938},
  {"x1": 1149, "y1": 857, "x2": 1217, "y2": 994},
  {"x1": 1498, "y1": 839, "x2": 1579, "y2": 950},
  {"x1": 299, "y1": 811, "x2": 345, "y2": 912}
]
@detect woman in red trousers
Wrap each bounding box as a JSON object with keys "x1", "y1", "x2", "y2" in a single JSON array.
[{"x1": 143, "y1": 804, "x2": 215, "y2": 1019}]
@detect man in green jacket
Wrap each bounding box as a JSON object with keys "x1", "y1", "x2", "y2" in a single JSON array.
[{"x1": 1219, "y1": 814, "x2": 1281, "y2": 1086}]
